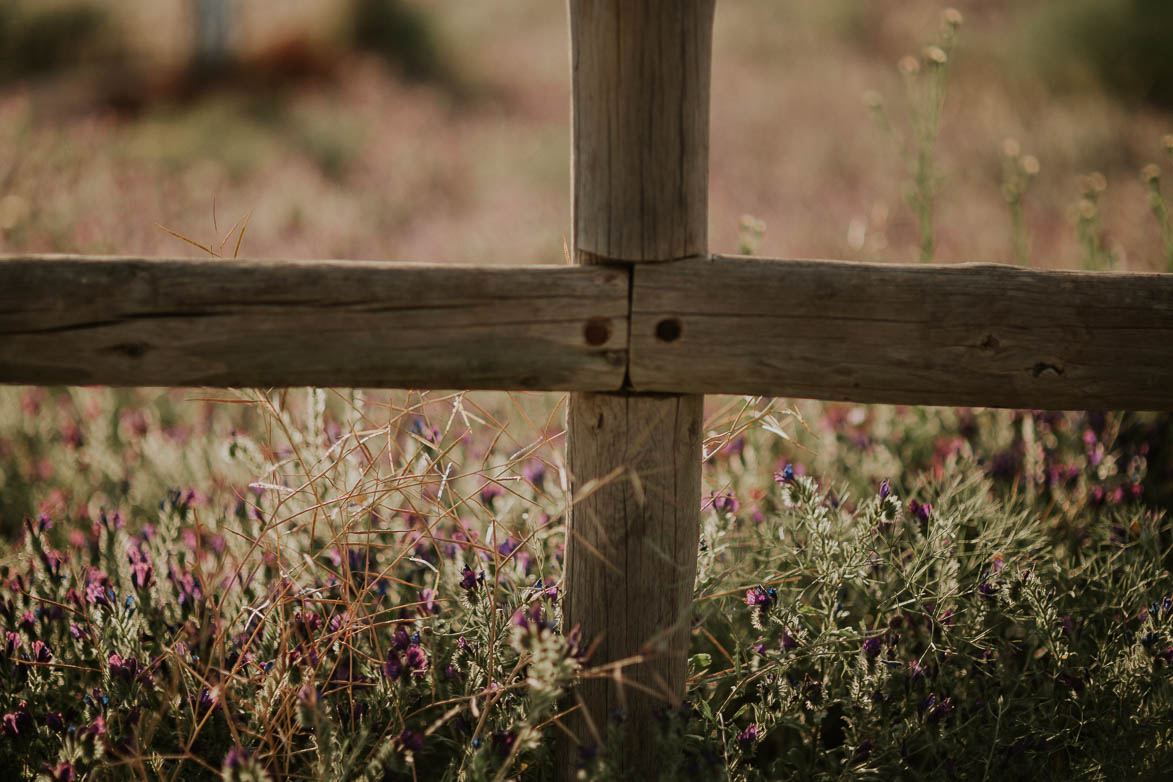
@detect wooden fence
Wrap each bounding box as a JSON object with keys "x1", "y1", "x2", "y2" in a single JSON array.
[{"x1": 3, "y1": 1, "x2": 1173, "y2": 777}]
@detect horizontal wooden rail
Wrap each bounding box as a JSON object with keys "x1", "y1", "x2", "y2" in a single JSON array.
[
  {"x1": 0, "y1": 255, "x2": 628, "y2": 390},
  {"x1": 5, "y1": 254, "x2": 1173, "y2": 410},
  {"x1": 629, "y1": 255, "x2": 1173, "y2": 411}
]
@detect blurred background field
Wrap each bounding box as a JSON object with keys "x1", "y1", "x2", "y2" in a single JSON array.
[
  {"x1": 5, "y1": 4, "x2": 1173, "y2": 779},
  {"x1": 1, "y1": 0, "x2": 1172, "y2": 268}
]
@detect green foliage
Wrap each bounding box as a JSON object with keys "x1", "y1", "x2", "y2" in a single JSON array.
[
  {"x1": 864, "y1": 9, "x2": 962, "y2": 263},
  {"x1": 736, "y1": 215, "x2": 767, "y2": 256},
  {"x1": 1000, "y1": 139, "x2": 1040, "y2": 267},
  {"x1": 1141, "y1": 136, "x2": 1173, "y2": 272},
  {"x1": 1020, "y1": 0, "x2": 1173, "y2": 107},
  {"x1": 1069, "y1": 172, "x2": 1115, "y2": 271},
  {"x1": 349, "y1": 0, "x2": 443, "y2": 82},
  {"x1": 3, "y1": 385, "x2": 1173, "y2": 780},
  {"x1": 0, "y1": 1, "x2": 114, "y2": 83}
]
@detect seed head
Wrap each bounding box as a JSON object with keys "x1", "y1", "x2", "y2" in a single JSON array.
[
  {"x1": 1002, "y1": 138, "x2": 1021, "y2": 159},
  {"x1": 898, "y1": 55, "x2": 920, "y2": 76},
  {"x1": 1021, "y1": 155, "x2": 1040, "y2": 176},
  {"x1": 942, "y1": 8, "x2": 963, "y2": 28},
  {"x1": 1142, "y1": 163, "x2": 1161, "y2": 183},
  {"x1": 923, "y1": 46, "x2": 948, "y2": 67}
]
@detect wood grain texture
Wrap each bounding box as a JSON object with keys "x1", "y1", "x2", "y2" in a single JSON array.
[
  {"x1": 563, "y1": 2, "x2": 712, "y2": 776},
  {"x1": 0, "y1": 255, "x2": 629, "y2": 391},
  {"x1": 630, "y1": 255, "x2": 1173, "y2": 410},
  {"x1": 562, "y1": 393, "x2": 703, "y2": 761},
  {"x1": 569, "y1": 0, "x2": 715, "y2": 262}
]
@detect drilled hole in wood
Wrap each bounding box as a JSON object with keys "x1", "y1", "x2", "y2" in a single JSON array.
[
  {"x1": 584, "y1": 317, "x2": 611, "y2": 346},
  {"x1": 655, "y1": 318, "x2": 682, "y2": 342}
]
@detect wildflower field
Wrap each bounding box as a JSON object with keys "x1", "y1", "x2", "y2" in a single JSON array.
[
  {"x1": 3, "y1": 388, "x2": 1172, "y2": 780},
  {"x1": 3, "y1": 1, "x2": 1173, "y2": 781}
]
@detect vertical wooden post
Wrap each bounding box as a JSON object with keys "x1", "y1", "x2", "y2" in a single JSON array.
[{"x1": 562, "y1": 0, "x2": 714, "y2": 776}]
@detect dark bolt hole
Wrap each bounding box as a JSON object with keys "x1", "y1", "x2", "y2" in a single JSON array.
[
  {"x1": 655, "y1": 318, "x2": 682, "y2": 342},
  {"x1": 584, "y1": 318, "x2": 611, "y2": 346}
]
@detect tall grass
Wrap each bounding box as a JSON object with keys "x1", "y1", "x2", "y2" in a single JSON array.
[
  {"x1": 2, "y1": 384, "x2": 1172, "y2": 780},
  {"x1": 864, "y1": 9, "x2": 962, "y2": 263}
]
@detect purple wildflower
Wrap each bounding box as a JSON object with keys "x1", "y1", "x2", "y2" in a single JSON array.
[
  {"x1": 397, "y1": 729, "x2": 425, "y2": 753},
  {"x1": 383, "y1": 649, "x2": 403, "y2": 681},
  {"x1": 169, "y1": 568, "x2": 202, "y2": 606},
  {"x1": 522, "y1": 461, "x2": 546, "y2": 488},
  {"x1": 294, "y1": 611, "x2": 322, "y2": 637},
  {"x1": 922, "y1": 694, "x2": 953, "y2": 722},
  {"x1": 497, "y1": 537, "x2": 518, "y2": 558},
  {"x1": 328, "y1": 611, "x2": 349, "y2": 634},
  {"x1": 127, "y1": 545, "x2": 154, "y2": 589},
  {"x1": 908, "y1": 499, "x2": 932, "y2": 527},
  {"x1": 862, "y1": 636, "x2": 882, "y2": 659},
  {"x1": 417, "y1": 588, "x2": 438, "y2": 616},
  {"x1": 2, "y1": 712, "x2": 21, "y2": 736},
  {"x1": 30, "y1": 640, "x2": 52, "y2": 663},
  {"x1": 978, "y1": 582, "x2": 998, "y2": 601},
  {"x1": 4, "y1": 631, "x2": 20, "y2": 654},
  {"x1": 44, "y1": 712, "x2": 65, "y2": 732},
  {"x1": 98, "y1": 509, "x2": 125, "y2": 531},
  {"x1": 222, "y1": 746, "x2": 250, "y2": 771},
  {"x1": 197, "y1": 688, "x2": 219, "y2": 714},
  {"x1": 512, "y1": 601, "x2": 546, "y2": 630},
  {"x1": 44, "y1": 763, "x2": 75, "y2": 782},
  {"x1": 492, "y1": 730, "x2": 516, "y2": 754},
  {"x1": 405, "y1": 646, "x2": 429, "y2": 677},
  {"x1": 40, "y1": 548, "x2": 66, "y2": 579},
  {"x1": 779, "y1": 630, "x2": 799, "y2": 651},
  {"x1": 1089, "y1": 485, "x2": 1106, "y2": 507},
  {"x1": 297, "y1": 682, "x2": 319, "y2": 708},
  {"x1": 85, "y1": 581, "x2": 110, "y2": 607},
  {"x1": 774, "y1": 464, "x2": 795, "y2": 484},
  {"x1": 83, "y1": 715, "x2": 106, "y2": 738},
  {"x1": 479, "y1": 483, "x2": 504, "y2": 507},
  {"x1": 879, "y1": 479, "x2": 891, "y2": 500},
  {"x1": 460, "y1": 566, "x2": 481, "y2": 592},
  {"x1": 109, "y1": 653, "x2": 140, "y2": 681},
  {"x1": 711, "y1": 492, "x2": 740, "y2": 514},
  {"x1": 744, "y1": 585, "x2": 775, "y2": 611},
  {"x1": 736, "y1": 724, "x2": 760, "y2": 749}
]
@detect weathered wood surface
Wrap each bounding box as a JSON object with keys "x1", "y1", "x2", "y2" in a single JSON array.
[
  {"x1": 563, "y1": 1, "x2": 714, "y2": 777},
  {"x1": 569, "y1": 0, "x2": 714, "y2": 263},
  {"x1": 563, "y1": 393, "x2": 703, "y2": 753},
  {"x1": 630, "y1": 255, "x2": 1173, "y2": 410},
  {"x1": 0, "y1": 255, "x2": 629, "y2": 391}
]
